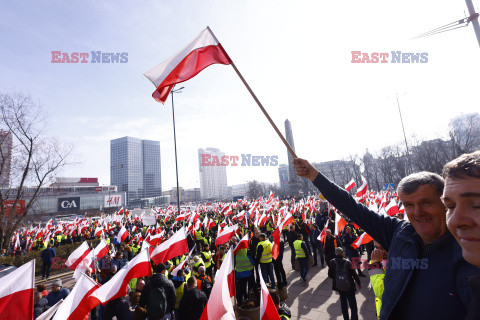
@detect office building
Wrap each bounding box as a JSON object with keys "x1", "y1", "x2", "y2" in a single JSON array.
[{"x1": 198, "y1": 148, "x2": 228, "y2": 200}]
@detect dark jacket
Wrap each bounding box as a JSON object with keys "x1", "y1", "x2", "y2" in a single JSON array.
[
  {"x1": 103, "y1": 296, "x2": 133, "y2": 320},
  {"x1": 286, "y1": 230, "x2": 297, "y2": 248},
  {"x1": 46, "y1": 287, "x2": 70, "y2": 306},
  {"x1": 34, "y1": 297, "x2": 48, "y2": 319},
  {"x1": 139, "y1": 273, "x2": 176, "y2": 315},
  {"x1": 309, "y1": 228, "x2": 321, "y2": 248},
  {"x1": 177, "y1": 287, "x2": 207, "y2": 320},
  {"x1": 313, "y1": 173, "x2": 480, "y2": 320},
  {"x1": 41, "y1": 247, "x2": 56, "y2": 263},
  {"x1": 342, "y1": 232, "x2": 360, "y2": 258},
  {"x1": 466, "y1": 275, "x2": 480, "y2": 320},
  {"x1": 328, "y1": 256, "x2": 361, "y2": 293}
]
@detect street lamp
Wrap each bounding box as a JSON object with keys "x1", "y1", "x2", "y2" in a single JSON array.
[{"x1": 171, "y1": 86, "x2": 184, "y2": 219}]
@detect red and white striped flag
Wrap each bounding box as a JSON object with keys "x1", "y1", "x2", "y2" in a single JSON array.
[
  {"x1": 199, "y1": 248, "x2": 236, "y2": 320},
  {"x1": 345, "y1": 179, "x2": 356, "y2": 192},
  {"x1": 334, "y1": 212, "x2": 347, "y2": 236},
  {"x1": 233, "y1": 233, "x2": 249, "y2": 255},
  {"x1": 93, "y1": 239, "x2": 109, "y2": 261},
  {"x1": 386, "y1": 199, "x2": 400, "y2": 216},
  {"x1": 151, "y1": 227, "x2": 189, "y2": 264},
  {"x1": 144, "y1": 27, "x2": 231, "y2": 104},
  {"x1": 351, "y1": 232, "x2": 374, "y2": 249},
  {"x1": 272, "y1": 213, "x2": 294, "y2": 260},
  {"x1": 356, "y1": 176, "x2": 368, "y2": 198},
  {"x1": 171, "y1": 246, "x2": 195, "y2": 277},
  {"x1": 115, "y1": 226, "x2": 129, "y2": 243},
  {"x1": 65, "y1": 241, "x2": 91, "y2": 271},
  {"x1": 215, "y1": 224, "x2": 238, "y2": 247},
  {"x1": 52, "y1": 273, "x2": 100, "y2": 320},
  {"x1": 317, "y1": 220, "x2": 329, "y2": 243},
  {"x1": 0, "y1": 260, "x2": 35, "y2": 319},
  {"x1": 91, "y1": 249, "x2": 152, "y2": 305},
  {"x1": 259, "y1": 266, "x2": 281, "y2": 320}
]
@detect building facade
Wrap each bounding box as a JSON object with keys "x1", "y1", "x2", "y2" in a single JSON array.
[
  {"x1": 0, "y1": 130, "x2": 13, "y2": 188},
  {"x1": 111, "y1": 137, "x2": 162, "y2": 206},
  {"x1": 198, "y1": 148, "x2": 228, "y2": 200}
]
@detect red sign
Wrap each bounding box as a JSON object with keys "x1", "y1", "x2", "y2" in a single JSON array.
[
  {"x1": 4, "y1": 200, "x2": 25, "y2": 215},
  {"x1": 95, "y1": 187, "x2": 103, "y2": 192}
]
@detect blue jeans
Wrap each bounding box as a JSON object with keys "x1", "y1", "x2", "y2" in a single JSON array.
[
  {"x1": 260, "y1": 263, "x2": 276, "y2": 289},
  {"x1": 298, "y1": 257, "x2": 309, "y2": 280}
]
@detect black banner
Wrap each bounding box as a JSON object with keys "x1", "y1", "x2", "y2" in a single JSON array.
[{"x1": 58, "y1": 197, "x2": 81, "y2": 211}]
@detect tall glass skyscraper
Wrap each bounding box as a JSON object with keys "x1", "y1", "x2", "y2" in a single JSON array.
[{"x1": 111, "y1": 137, "x2": 161, "y2": 206}]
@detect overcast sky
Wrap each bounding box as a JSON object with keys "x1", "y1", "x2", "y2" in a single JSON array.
[{"x1": 1, "y1": 0, "x2": 479, "y2": 190}]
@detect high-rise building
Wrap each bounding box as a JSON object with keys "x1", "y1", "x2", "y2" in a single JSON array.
[
  {"x1": 0, "y1": 130, "x2": 13, "y2": 188},
  {"x1": 198, "y1": 148, "x2": 228, "y2": 200},
  {"x1": 111, "y1": 137, "x2": 161, "y2": 206}
]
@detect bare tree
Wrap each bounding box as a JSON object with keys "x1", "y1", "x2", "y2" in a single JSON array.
[
  {"x1": 247, "y1": 180, "x2": 264, "y2": 199},
  {"x1": 0, "y1": 92, "x2": 73, "y2": 249},
  {"x1": 410, "y1": 135, "x2": 455, "y2": 174},
  {"x1": 449, "y1": 113, "x2": 480, "y2": 157}
]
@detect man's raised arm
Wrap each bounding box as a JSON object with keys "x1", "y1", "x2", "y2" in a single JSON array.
[{"x1": 293, "y1": 158, "x2": 402, "y2": 251}]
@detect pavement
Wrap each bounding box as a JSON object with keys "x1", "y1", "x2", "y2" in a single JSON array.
[{"x1": 282, "y1": 245, "x2": 377, "y2": 320}]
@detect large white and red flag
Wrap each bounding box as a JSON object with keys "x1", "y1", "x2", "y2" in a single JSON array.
[
  {"x1": 115, "y1": 226, "x2": 129, "y2": 243},
  {"x1": 144, "y1": 27, "x2": 231, "y2": 104},
  {"x1": 53, "y1": 273, "x2": 100, "y2": 320},
  {"x1": 215, "y1": 224, "x2": 238, "y2": 247},
  {"x1": 65, "y1": 241, "x2": 91, "y2": 271},
  {"x1": 233, "y1": 233, "x2": 249, "y2": 255},
  {"x1": 272, "y1": 213, "x2": 294, "y2": 260},
  {"x1": 93, "y1": 238, "x2": 109, "y2": 261},
  {"x1": 351, "y1": 232, "x2": 374, "y2": 249},
  {"x1": 259, "y1": 266, "x2": 281, "y2": 320},
  {"x1": 0, "y1": 260, "x2": 35, "y2": 319},
  {"x1": 91, "y1": 249, "x2": 152, "y2": 305},
  {"x1": 356, "y1": 176, "x2": 368, "y2": 198},
  {"x1": 200, "y1": 248, "x2": 236, "y2": 320},
  {"x1": 151, "y1": 227, "x2": 189, "y2": 264},
  {"x1": 334, "y1": 212, "x2": 347, "y2": 235},
  {"x1": 345, "y1": 179, "x2": 356, "y2": 192},
  {"x1": 385, "y1": 199, "x2": 400, "y2": 216},
  {"x1": 171, "y1": 246, "x2": 195, "y2": 277}
]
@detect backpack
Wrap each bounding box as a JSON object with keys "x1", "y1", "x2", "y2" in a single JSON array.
[
  {"x1": 333, "y1": 259, "x2": 351, "y2": 292},
  {"x1": 200, "y1": 277, "x2": 213, "y2": 298},
  {"x1": 146, "y1": 285, "x2": 167, "y2": 320}
]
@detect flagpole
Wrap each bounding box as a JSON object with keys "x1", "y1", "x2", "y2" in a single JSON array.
[
  {"x1": 206, "y1": 26, "x2": 298, "y2": 159},
  {"x1": 170, "y1": 87, "x2": 183, "y2": 224}
]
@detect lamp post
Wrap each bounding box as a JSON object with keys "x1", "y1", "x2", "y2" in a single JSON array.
[{"x1": 171, "y1": 86, "x2": 184, "y2": 219}]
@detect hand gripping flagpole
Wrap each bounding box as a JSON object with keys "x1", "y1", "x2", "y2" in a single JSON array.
[{"x1": 207, "y1": 26, "x2": 298, "y2": 159}]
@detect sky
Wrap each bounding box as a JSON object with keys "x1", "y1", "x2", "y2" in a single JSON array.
[{"x1": 1, "y1": 0, "x2": 480, "y2": 190}]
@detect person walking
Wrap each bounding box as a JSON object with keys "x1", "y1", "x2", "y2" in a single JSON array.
[
  {"x1": 293, "y1": 234, "x2": 311, "y2": 284},
  {"x1": 256, "y1": 233, "x2": 276, "y2": 289},
  {"x1": 40, "y1": 244, "x2": 56, "y2": 280},
  {"x1": 328, "y1": 247, "x2": 361, "y2": 320},
  {"x1": 309, "y1": 224, "x2": 325, "y2": 268}
]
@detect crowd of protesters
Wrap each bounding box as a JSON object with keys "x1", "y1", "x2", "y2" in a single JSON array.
[{"x1": 5, "y1": 150, "x2": 480, "y2": 320}]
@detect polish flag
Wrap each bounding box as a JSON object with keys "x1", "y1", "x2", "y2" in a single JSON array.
[
  {"x1": 65, "y1": 241, "x2": 91, "y2": 271},
  {"x1": 175, "y1": 213, "x2": 187, "y2": 222},
  {"x1": 386, "y1": 199, "x2": 400, "y2": 216},
  {"x1": 345, "y1": 179, "x2": 356, "y2": 192},
  {"x1": 356, "y1": 176, "x2": 368, "y2": 198},
  {"x1": 233, "y1": 234, "x2": 249, "y2": 255},
  {"x1": 117, "y1": 207, "x2": 124, "y2": 215},
  {"x1": 52, "y1": 273, "x2": 100, "y2": 320},
  {"x1": 151, "y1": 227, "x2": 189, "y2": 264},
  {"x1": 144, "y1": 27, "x2": 231, "y2": 104},
  {"x1": 94, "y1": 226, "x2": 104, "y2": 238},
  {"x1": 199, "y1": 249, "x2": 236, "y2": 320},
  {"x1": 224, "y1": 206, "x2": 233, "y2": 217},
  {"x1": 265, "y1": 191, "x2": 275, "y2": 205},
  {"x1": 93, "y1": 239, "x2": 109, "y2": 261},
  {"x1": 351, "y1": 232, "x2": 374, "y2": 249},
  {"x1": 208, "y1": 218, "x2": 216, "y2": 230},
  {"x1": 272, "y1": 213, "x2": 294, "y2": 260},
  {"x1": 215, "y1": 224, "x2": 238, "y2": 247},
  {"x1": 202, "y1": 215, "x2": 209, "y2": 228},
  {"x1": 0, "y1": 260, "x2": 35, "y2": 319},
  {"x1": 13, "y1": 233, "x2": 20, "y2": 253},
  {"x1": 146, "y1": 230, "x2": 164, "y2": 247},
  {"x1": 171, "y1": 246, "x2": 195, "y2": 277},
  {"x1": 259, "y1": 266, "x2": 281, "y2": 320},
  {"x1": 317, "y1": 220, "x2": 329, "y2": 243},
  {"x1": 334, "y1": 213, "x2": 347, "y2": 235},
  {"x1": 115, "y1": 226, "x2": 129, "y2": 243},
  {"x1": 91, "y1": 249, "x2": 152, "y2": 305}
]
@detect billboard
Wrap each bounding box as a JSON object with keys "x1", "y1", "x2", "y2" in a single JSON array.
[
  {"x1": 4, "y1": 200, "x2": 26, "y2": 215},
  {"x1": 105, "y1": 195, "x2": 122, "y2": 208},
  {"x1": 58, "y1": 197, "x2": 81, "y2": 211}
]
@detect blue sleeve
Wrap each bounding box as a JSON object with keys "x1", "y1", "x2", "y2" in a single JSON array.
[
  {"x1": 312, "y1": 173, "x2": 402, "y2": 251},
  {"x1": 52, "y1": 248, "x2": 56, "y2": 257}
]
